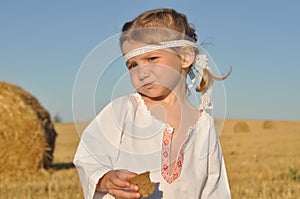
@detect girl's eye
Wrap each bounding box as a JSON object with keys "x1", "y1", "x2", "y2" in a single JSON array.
[
  {"x1": 149, "y1": 57, "x2": 158, "y2": 62},
  {"x1": 128, "y1": 63, "x2": 138, "y2": 70}
]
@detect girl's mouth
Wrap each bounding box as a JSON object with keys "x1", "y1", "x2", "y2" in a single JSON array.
[{"x1": 142, "y1": 82, "x2": 154, "y2": 89}]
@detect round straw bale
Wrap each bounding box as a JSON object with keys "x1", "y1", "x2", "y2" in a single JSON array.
[
  {"x1": 234, "y1": 121, "x2": 250, "y2": 133},
  {"x1": 263, "y1": 120, "x2": 274, "y2": 129},
  {"x1": 0, "y1": 82, "x2": 57, "y2": 173}
]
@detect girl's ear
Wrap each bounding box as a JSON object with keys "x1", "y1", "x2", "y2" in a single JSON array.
[{"x1": 181, "y1": 46, "x2": 195, "y2": 69}]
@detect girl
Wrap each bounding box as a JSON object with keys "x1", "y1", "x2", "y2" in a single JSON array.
[{"x1": 74, "y1": 8, "x2": 231, "y2": 199}]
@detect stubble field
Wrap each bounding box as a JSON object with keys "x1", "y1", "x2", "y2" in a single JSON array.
[{"x1": 0, "y1": 119, "x2": 299, "y2": 199}]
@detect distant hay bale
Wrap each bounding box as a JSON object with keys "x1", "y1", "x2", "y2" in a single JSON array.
[
  {"x1": 0, "y1": 82, "x2": 57, "y2": 173},
  {"x1": 263, "y1": 120, "x2": 274, "y2": 129},
  {"x1": 234, "y1": 121, "x2": 250, "y2": 133}
]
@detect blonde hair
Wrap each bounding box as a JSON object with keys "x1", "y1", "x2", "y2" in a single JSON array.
[{"x1": 120, "y1": 8, "x2": 230, "y2": 93}]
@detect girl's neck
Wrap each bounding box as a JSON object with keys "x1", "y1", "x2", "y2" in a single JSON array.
[{"x1": 141, "y1": 91, "x2": 187, "y2": 108}]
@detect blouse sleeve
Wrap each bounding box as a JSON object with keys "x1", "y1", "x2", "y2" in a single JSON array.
[
  {"x1": 73, "y1": 97, "x2": 129, "y2": 199},
  {"x1": 201, "y1": 117, "x2": 231, "y2": 199},
  {"x1": 73, "y1": 136, "x2": 112, "y2": 199}
]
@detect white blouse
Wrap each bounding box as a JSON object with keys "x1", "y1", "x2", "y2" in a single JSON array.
[{"x1": 73, "y1": 93, "x2": 231, "y2": 199}]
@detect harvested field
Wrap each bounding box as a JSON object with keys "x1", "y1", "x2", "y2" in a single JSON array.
[
  {"x1": 0, "y1": 119, "x2": 299, "y2": 198},
  {"x1": 221, "y1": 119, "x2": 300, "y2": 198}
]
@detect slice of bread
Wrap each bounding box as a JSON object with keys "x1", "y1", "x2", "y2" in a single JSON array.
[{"x1": 129, "y1": 171, "x2": 155, "y2": 198}]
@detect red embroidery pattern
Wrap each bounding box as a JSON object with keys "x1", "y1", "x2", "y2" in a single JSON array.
[{"x1": 161, "y1": 124, "x2": 191, "y2": 183}]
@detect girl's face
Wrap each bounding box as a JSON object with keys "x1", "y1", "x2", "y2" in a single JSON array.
[{"x1": 125, "y1": 48, "x2": 186, "y2": 99}]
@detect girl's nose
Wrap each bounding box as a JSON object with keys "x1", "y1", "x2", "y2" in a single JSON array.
[{"x1": 137, "y1": 65, "x2": 150, "y2": 80}]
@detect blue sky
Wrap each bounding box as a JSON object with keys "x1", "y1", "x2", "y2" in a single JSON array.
[{"x1": 1, "y1": 0, "x2": 299, "y2": 122}]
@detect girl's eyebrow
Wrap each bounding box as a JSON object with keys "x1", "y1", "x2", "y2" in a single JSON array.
[
  {"x1": 125, "y1": 59, "x2": 134, "y2": 66},
  {"x1": 139, "y1": 50, "x2": 162, "y2": 58},
  {"x1": 125, "y1": 51, "x2": 160, "y2": 64},
  {"x1": 126, "y1": 49, "x2": 169, "y2": 66}
]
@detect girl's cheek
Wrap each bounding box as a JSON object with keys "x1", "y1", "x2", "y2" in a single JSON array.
[{"x1": 130, "y1": 74, "x2": 139, "y2": 89}]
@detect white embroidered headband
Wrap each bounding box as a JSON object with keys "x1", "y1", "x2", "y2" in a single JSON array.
[
  {"x1": 124, "y1": 39, "x2": 213, "y2": 110},
  {"x1": 124, "y1": 40, "x2": 198, "y2": 62}
]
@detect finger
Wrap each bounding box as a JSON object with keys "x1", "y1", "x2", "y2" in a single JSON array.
[
  {"x1": 128, "y1": 183, "x2": 139, "y2": 192},
  {"x1": 108, "y1": 189, "x2": 140, "y2": 199},
  {"x1": 115, "y1": 171, "x2": 139, "y2": 192},
  {"x1": 107, "y1": 179, "x2": 139, "y2": 193},
  {"x1": 105, "y1": 179, "x2": 129, "y2": 191},
  {"x1": 116, "y1": 170, "x2": 137, "y2": 180},
  {"x1": 109, "y1": 175, "x2": 131, "y2": 189}
]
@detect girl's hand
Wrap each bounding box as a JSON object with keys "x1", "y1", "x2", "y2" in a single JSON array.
[{"x1": 96, "y1": 169, "x2": 140, "y2": 199}]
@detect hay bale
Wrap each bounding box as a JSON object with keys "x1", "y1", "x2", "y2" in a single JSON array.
[
  {"x1": 0, "y1": 81, "x2": 57, "y2": 173},
  {"x1": 234, "y1": 121, "x2": 250, "y2": 133},
  {"x1": 263, "y1": 120, "x2": 274, "y2": 129}
]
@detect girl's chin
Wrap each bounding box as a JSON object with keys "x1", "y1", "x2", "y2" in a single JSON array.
[{"x1": 137, "y1": 91, "x2": 168, "y2": 100}]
